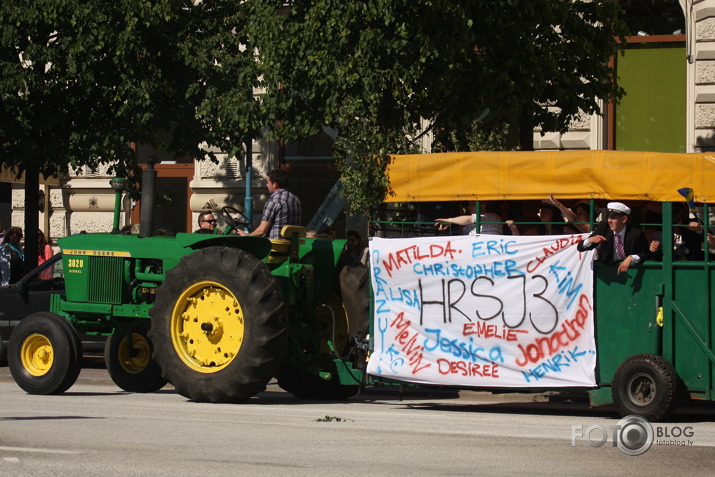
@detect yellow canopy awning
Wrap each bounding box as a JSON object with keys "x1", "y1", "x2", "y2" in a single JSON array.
[{"x1": 386, "y1": 150, "x2": 715, "y2": 203}]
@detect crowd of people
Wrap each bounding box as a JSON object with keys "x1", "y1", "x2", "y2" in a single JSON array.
[
  {"x1": 435, "y1": 195, "x2": 593, "y2": 237},
  {"x1": 435, "y1": 196, "x2": 715, "y2": 268},
  {"x1": 0, "y1": 225, "x2": 55, "y2": 286}
]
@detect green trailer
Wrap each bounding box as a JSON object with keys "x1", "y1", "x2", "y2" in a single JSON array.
[{"x1": 379, "y1": 150, "x2": 715, "y2": 420}]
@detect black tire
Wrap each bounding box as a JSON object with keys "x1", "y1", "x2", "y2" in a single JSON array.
[
  {"x1": 612, "y1": 353, "x2": 680, "y2": 421},
  {"x1": 8, "y1": 312, "x2": 82, "y2": 395},
  {"x1": 149, "y1": 246, "x2": 287, "y2": 403},
  {"x1": 339, "y1": 264, "x2": 370, "y2": 343},
  {"x1": 314, "y1": 292, "x2": 351, "y2": 355},
  {"x1": 277, "y1": 364, "x2": 359, "y2": 400},
  {"x1": 0, "y1": 337, "x2": 7, "y2": 366},
  {"x1": 276, "y1": 265, "x2": 368, "y2": 400},
  {"x1": 105, "y1": 331, "x2": 166, "y2": 393}
]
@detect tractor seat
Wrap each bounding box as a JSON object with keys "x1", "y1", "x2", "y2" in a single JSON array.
[{"x1": 268, "y1": 225, "x2": 306, "y2": 263}]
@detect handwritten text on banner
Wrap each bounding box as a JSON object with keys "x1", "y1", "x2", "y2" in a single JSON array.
[{"x1": 367, "y1": 234, "x2": 596, "y2": 387}]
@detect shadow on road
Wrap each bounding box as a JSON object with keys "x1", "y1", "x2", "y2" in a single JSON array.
[
  {"x1": 254, "y1": 384, "x2": 715, "y2": 423},
  {"x1": 4, "y1": 359, "x2": 714, "y2": 423}
]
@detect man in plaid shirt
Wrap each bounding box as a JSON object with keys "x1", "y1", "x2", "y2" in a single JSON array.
[{"x1": 238, "y1": 169, "x2": 302, "y2": 239}]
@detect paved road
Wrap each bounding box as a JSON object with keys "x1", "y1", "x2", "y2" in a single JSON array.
[{"x1": 1, "y1": 362, "x2": 714, "y2": 476}]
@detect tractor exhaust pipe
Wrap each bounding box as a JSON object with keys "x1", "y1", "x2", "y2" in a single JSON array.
[
  {"x1": 109, "y1": 177, "x2": 128, "y2": 234},
  {"x1": 138, "y1": 157, "x2": 157, "y2": 238}
]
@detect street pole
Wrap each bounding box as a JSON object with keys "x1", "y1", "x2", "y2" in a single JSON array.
[{"x1": 243, "y1": 88, "x2": 254, "y2": 231}]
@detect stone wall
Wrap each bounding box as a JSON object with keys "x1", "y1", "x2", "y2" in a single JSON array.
[
  {"x1": 533, "y1": 107, "x2": 605, "y2": 151},
  {"x1": 188, "y1": 136, "x2": 277, "y2": 231},
  {"x1": 691, "y1": 0, "x2": 715, "y2": 151}
]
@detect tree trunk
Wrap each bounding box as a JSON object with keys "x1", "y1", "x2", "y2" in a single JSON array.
[
  {"x1": 519, "y1": 108, "x2": 534, "y2": 151},
  {"x1": 23, "y1": 164, "x2": 40, "y2": 274}
]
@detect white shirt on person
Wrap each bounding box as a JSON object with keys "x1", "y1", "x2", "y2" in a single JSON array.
[{"x1": 467, "y1": 213, "x2": 502, "y2": 235}]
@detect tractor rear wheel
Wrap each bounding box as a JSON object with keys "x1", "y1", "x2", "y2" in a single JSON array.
[
  {"x1": 8, "y1": 312, "x2": 82, "y2": 395},
  {"x1": 149, "y1": 246, "x2": 287, "y2": 403},
  {"x1": 105, "y1": 331, "x2": 166, "y2": 393}
]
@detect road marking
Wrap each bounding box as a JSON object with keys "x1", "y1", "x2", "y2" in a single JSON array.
[
  {"x1": 3, "y1": 457, "x2": 20, "y2": 463},
  {"x1": 0, "y1": 446, "x2": 82, "y2": 455}
]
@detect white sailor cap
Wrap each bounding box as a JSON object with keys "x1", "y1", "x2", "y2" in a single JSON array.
[{"x1": 607, "y1": 202, "x2": 631, "y2": 216}]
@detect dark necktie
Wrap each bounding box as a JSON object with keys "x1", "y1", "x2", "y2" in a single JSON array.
[{"x1": 615, "y1": 233, "x2": 625, "y2": 260}]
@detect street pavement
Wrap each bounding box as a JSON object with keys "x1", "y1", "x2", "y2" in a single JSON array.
[
  {"x1": 3, "y1": 357, "x2": 715, "y2": 419},
  {"x1": 0, "y1": 356, "x2": 559, "y2": 405},
  {"x1": 1, "y1": 364, "x2": 714, "y2": 477}
]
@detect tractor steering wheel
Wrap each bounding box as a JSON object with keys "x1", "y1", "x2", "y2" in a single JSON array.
[{"x1": 220, "y1": 206, "x2": 250, "y2": 234}]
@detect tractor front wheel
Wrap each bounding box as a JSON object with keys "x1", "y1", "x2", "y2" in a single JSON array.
[
  {"x1": 8, "y1": 312, "x2": 82, "y2": 395},
  {"x1": 105, "y1": 331, "x2": 166, "y2": 393},
  {"x1": 149, "y1": 246, "x2": 287, "y2": 403}
]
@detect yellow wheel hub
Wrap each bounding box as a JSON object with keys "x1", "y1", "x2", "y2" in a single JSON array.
[
  {"x1": 21, "y1": 334, "x2": 54, "y2": 377},
  {"x1": 171, "y1": 281, "x2": 244, "y2": 373},
  {"x1": 118, "y1": 333, "x2": 151, "y2": 374}
]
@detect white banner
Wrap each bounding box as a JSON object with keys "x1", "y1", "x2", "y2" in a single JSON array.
[{"x1": 367, "y1": 234, "x2": 596, "y2": 388}]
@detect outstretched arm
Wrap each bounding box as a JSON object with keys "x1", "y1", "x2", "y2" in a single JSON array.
[
  {"x1": 237, "y1": 220, "x2": 271, "y2": 237},
  {"x1": 435, "y1": 215, "x2": 473, "y2": 231}
]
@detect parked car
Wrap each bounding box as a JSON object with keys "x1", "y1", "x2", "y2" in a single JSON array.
[{"x1": 0, "y1": 253, "x2": 105, "y2": 365}]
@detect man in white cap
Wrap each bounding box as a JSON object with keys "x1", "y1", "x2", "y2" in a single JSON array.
[{"x1": 577, "y1": 202, "x2": 647, "y2": 274}]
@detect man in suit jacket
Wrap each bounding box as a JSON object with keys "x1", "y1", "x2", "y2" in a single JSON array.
[{"x1": 577, "y1": 202, "x2": 646, "y2": 274}]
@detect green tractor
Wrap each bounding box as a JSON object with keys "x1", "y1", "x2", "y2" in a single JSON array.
[{"x1": 7, "y1": 166, "x2": 369, "y2": 402}]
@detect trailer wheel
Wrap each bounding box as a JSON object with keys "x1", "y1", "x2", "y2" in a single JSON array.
[
  {"x1": 8, "y1": 312, "x2": 82, "y2": 395},
  {"x1": 278, "y1": 364, "x2": 359, "y2": 400},
  {"x1": 149, "y1": 246, "x2": 287, "y2": 403},
  {"x1": 105, "y1": 331, "x2": 166, "y2": 393},
  {"x1": 612, "y1": 354, "x2": 680, "y2": 421}
]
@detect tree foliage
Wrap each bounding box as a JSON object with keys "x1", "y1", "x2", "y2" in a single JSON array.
[
  {"x1": 0, "y1": 0, "x2": 264, "y2": 177},
  {"x1": 1, "y1": 0, "x2": 629, "y2": 230},
  {"x1": 0, "y1": 0, "x2": 263, "y2": 268},
  {"x1": 254, "y1": 0, "x2": 626, "y2": 213},
  {"x1": 433, "y1": 122, "x2": 514, "y2": 154}
]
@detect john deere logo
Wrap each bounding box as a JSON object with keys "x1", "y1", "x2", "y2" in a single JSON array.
[{"x1": 64, "y1": 249, "x2": 131, "y2": 257}]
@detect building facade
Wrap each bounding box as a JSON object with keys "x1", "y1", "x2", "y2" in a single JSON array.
[{"x1": 535, "y1": 0, "x2": 714, "y2": 154}]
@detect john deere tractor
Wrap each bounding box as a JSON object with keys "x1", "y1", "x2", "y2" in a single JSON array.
[{"x1": 7, "y1": 165, "x2": 369, "y2": 402}]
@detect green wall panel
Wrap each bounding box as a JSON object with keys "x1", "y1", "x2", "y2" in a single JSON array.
[{"x1": 615, "y1": 43, "x2": 686, "y2": 152}]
